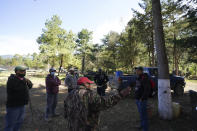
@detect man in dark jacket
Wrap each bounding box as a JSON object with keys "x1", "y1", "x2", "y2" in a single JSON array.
[
  {"x1": 94, "y1": 69, "x2": 109, "y2": 96},
  {"x1": 45, "y1": 68, "x2": 61, "y2": 121},
  {"x1": 5, "y1": 66, "x2": 33, "y2": 131},
  {"x1": 134, "y1": 67, "x2": 151, "y2": 131}
]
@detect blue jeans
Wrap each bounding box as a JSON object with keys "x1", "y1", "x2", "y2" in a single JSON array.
[
  {"x1": 45, "y1": 93, "x2": 58, "y2": 118},
  {"x1": 4, "y1": 106, "x2": 25, "y2": 131},
  {"x1": 136, "y1": 100, "x2": 148, "y2": 131}
]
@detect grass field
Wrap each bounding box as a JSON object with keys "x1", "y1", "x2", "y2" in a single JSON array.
[
  {"x1": 0, "y1": 71, "x2": 197, "y2": 131},
  {"x1": 186, "y1": 79, "x2": 197, "y2": 84}
]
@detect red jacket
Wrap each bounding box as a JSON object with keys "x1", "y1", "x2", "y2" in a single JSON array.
[{"x1": 45, "y1": 74, "x2": 61, "y2": 94}]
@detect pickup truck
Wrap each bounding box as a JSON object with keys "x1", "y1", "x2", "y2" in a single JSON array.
[{"x1": 114, "y1": 67, "x2": 186, "y2": 96}]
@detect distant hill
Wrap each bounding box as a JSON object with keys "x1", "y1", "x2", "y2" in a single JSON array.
[{"x1": 0, "y1": 55, "x2": 13, "y2": 59}]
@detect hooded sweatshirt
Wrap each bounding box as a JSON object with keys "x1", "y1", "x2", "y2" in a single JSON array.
[{"x1": 6, "y1": 74, "x2": 33, "y2": 107}]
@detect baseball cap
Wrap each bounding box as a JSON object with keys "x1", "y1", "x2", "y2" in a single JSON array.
[
  {"x1": 15, "y1": 66, "x2": 27, "y2": 72},
  {"x1": 49, "y1": 68, "x2": 56, "y2": 72},
  {"x1": 69, "y1": 68, "x2": 75, "y2": 71},
  {"x1": 77, "y1": 77, "x2": 94, "y2": 85},
  {"x1": 136, "y1": 66, "x2": 143, "y2": 71}
]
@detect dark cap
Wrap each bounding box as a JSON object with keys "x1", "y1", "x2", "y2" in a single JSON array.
[
  {"x1": 15, "y1": 66, "x2": 27, "y2": 72},
  {"x1": 49, "y1": 68, "x2": 56, "y2": 72},
  {"x1": 136, "y1": 66, "x2": 143, "y2": 71}
]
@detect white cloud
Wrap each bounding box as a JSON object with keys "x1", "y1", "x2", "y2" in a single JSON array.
[
  {"x1": 93, "y1": 15, "x2": 132, "y2": 44},
  {"x1": 0, "y1": 35, "x2": 39, "y2": 55}
]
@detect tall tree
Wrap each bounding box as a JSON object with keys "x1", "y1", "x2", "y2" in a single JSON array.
[
  {"x1": 37, "y1": 15, "x2": 76, "y2": 74},
  {"x1": 102, "y1": 31, "x2": 120, "y2": 71},
  {"x1": 133, "y1": 0, "x2": 155, "y2": 66},
  {"x1": 119, "y1": 21, "x2": 146, "y2": 71},
  {"x1": 178, "y1": 0, "x2": 197, "y2": 63},
  {"x1": 11, "y1": 54, "x2": 23, "y2": 66},
  {"x1": 152, "y1": 0, "x2": 173, "y2": 119},
  {"x1": 56, "y1": 31, "x2": 76, "y2": 75},
  {"x1": 162, "y1": 0, "x2": 185, "y2": 75},
  {"x1": 37, "y1": 15, "x2": 63, "y2": 68},
  {"x1": 76, "y1": 29, "x2": 93, "y2": 74}
]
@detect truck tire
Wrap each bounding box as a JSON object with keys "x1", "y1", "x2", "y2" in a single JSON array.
[{"x1": 174, "y1": 84, "x2": 184, "y2": 96}]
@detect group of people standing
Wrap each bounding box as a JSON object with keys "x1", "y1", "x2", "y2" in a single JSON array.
[{"x1": 4, "y1": 66, "x2": 150, "y2": 131}]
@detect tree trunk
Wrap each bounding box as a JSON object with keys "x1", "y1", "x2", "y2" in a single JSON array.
[
  {"x1": 151, "y1": 29, "x2": 155, "y2": 67},
  {"x1": 173, "y1": 19, "x2": 179, "y2": 75},
  {"x1": 148, "y1": 45, "x2": 151, "y2": 66},
  {"x1": 82, "y1": 54, "x2": 85, "y2": 74},
  {"x1": 52, "y1": 57, "x2": 55, "y2": 68},
  {"x1": 58, "y1": 54, "x2": 64, "y2": 76},
  {"x1": 152, "y1": 0, "x2": 173, "y2": 120},
  {"x1": 47, "y1": 60, "x2": 50, "y2": 72},
  {"x1": 113, "y1": 55, "x2": 116, "y2": 71},
  {"x1": 173, "y1": 44, "x2": 175, "y2": 72},
  {"x1": 175, "y1": 54, "x2": 179, "y2": 75}
]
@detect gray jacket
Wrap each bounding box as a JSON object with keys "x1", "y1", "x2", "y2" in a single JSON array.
[{"x1": 65, "y1": 74, "x2": 78, "y2": 89}]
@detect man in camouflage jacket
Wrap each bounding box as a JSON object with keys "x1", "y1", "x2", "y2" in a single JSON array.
[{"x1": 64, "y1": 77, "x2": 131, "y2": 131}]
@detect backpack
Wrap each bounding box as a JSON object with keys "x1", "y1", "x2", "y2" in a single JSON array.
[
  {"x1": 150, "y1": 79, "x2": 155, "y2": 89},
  {"x1": 142, "y1": 73, "x2": 156, "y2": 97}
]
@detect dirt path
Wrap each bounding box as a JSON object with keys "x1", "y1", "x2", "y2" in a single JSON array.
[{"x1": 185, "y1": 81, "x2": 197, "y2": 92}]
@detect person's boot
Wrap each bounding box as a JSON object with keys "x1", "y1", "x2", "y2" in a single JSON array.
[{"x1": 45, "y1": 117, "x2": 52, "y2": 122}]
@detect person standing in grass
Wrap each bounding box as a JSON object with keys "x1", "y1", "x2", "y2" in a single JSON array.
[
  {"x1": 45, "y1": 68, "x2": 61, "y2": 121},
  {"x1": 65, "y1": 68, "x2": 78, "y2": 93},
  {"x1": 5, "y1": 66, "x2": 33, "y2": 131},
  {"x1": 94, "y1": 68, "x2": 109, "y2": 96},
  {"x1": 134, "y1": 67, "x2": 151, "y2": 131}
]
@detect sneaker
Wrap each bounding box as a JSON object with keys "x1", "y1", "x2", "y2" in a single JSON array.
[
  {"x1": 134, "y1": 125, "x2": 143, "y2": 129},
  {"x1": 45, "y1": 117, "x2": 52, "y2": 122}
]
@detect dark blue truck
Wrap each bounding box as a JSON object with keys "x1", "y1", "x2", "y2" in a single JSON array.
[{"x1": 118, "y1": 67, "x2": 186, "y2": 96}]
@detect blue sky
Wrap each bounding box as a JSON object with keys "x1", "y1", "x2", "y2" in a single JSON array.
[{"x1": 0, "y1": 0, "x2": 141, "y2": 55}]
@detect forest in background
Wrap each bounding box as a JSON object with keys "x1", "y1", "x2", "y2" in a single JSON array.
[{"x1": 0, "y1": 0, "x2": 196, "y2": 76}]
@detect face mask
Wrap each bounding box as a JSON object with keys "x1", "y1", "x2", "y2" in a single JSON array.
[
  {"x1": 18, "y1": 74, "x2": 25, "y2": 78},
  {"x1": 50, "y1": 72, "x2": 55, "y2": 76}
]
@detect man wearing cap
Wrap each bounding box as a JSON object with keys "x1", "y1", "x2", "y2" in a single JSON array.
[
  {"x1": 65, "y1": 68, "x2": 78, "y2": 93},
  {"x1": 74, "y1": 68, "x2": 79, "y2": 79},
  {"x1": 64, "y1": 77, "x2": 131, "y2": 131},
  {"x1": 45, "y1": 68, "x2": 61, "y2": 121},
  {"x1": 94, "y1": 68, "x2": 109, "y2": 96},
  {"x1": 134, "y1": 67, "x2": 151, "y2": 131},
  {"x1": 5, "y1": 66, "x2": 33, "y2": 131}
]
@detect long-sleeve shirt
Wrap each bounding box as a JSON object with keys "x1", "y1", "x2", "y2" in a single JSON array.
[
  {"x1": 94, "y1": 73, "x2": 109, "y2": 86},
  {"x1": 134, "y1": 74, "x2": 151, "y2": 100},
  {"x1": 65, "y1": 74, "x2": 78, "y2": 90},
  {"x1": 45, "y1": 74, "x2": 61, "y2": 94},
  {"x1": 6, "y1": 74, "x2": 33, "y2": 107}
]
